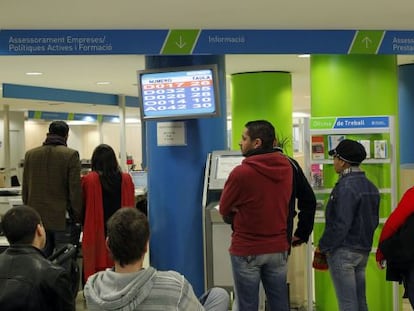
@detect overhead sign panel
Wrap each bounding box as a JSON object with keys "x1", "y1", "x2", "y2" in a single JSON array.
[
  {"x1": 194, "y1": 30, "x2": 355, "y2": 54},
  {"x1": 0, "y1": 29, "x2": 168, "y2": 55},
  {"x1": 1, "y1": 29, "x2": 414, "y2": 55},
  {"x1": 379, "y1": 31, "x2": 414, "y2": 54},
  {"x1": 310, "y1": 116, "x2": 390, "y2": 130}
]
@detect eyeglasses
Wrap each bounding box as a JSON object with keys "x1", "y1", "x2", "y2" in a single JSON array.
[{"x1": 331, "y1": 151, "x2": 344, "y2": 161}]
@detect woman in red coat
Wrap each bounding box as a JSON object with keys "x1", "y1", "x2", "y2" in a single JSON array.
[
  {"x1": 376, "y1": 186, "x2": 414, "y2": 308},
  {"x1": 81, "y1": 144, "x2": 135, "y2": 282}
]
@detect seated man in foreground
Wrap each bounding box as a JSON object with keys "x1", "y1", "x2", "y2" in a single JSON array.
[
  {"x1": 0, "y1": 205, "x2": 74, "y2": 311},
  {"x1": 84, "y1": 208, "x2": 230, "y2": 311}
]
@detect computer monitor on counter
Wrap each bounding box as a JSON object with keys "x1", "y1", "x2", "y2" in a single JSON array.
[
  {"x1": 208, "y1": 150, "x2": 244, "y2": 190},
  {"x1": 130, "y1": 171, "x2": 148, "y2": 195}
]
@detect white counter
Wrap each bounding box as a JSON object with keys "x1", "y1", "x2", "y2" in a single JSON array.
[{"x1": 0, "y1": 236, "x2": 9, "y2": 247}]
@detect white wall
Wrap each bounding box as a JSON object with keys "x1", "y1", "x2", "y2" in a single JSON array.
[
  {"x1": 0, "y1": 111, "x2": 26, "y2": 184},
  {"x1": 24, "y1": 121, "x2": 143, "y2": 170}
]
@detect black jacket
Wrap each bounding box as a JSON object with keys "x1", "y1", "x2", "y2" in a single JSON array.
[
  {"x1": 0, "y1": 245, "x2": 75, "y2": 311},
  {"x1": 379, "y1": 213, "x2": 414, "y2": 282},
  {"x1": 285, "y1": 155, "x2": 317, "y2": 244}
]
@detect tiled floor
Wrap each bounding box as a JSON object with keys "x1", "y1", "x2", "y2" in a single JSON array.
[
  {"x1": 404, "y1": 300, "x2": 413, "y2": 311},
  {"x1": 76, "y1": 291, "x2": 87, "y2": 311},
  {"x1": 75, "y1": 291, "x2": 413, "y2": 311}
]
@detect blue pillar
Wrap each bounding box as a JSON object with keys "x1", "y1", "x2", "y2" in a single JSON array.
[
  {"x1": 398, "y1": 64, "x2": 414, "y2": 166},
  {"x1": 145, "y1": 55, "x2": 227, "y2": 295}
]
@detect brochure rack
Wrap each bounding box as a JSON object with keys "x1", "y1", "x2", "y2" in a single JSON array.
[{"x1": 308, "y1": 116, "x2": 399, "y2": 311}]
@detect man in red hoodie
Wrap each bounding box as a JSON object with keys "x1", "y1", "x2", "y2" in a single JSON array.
[{"x1": 220, "y1": 120, "x2": 316, "y2": 311}]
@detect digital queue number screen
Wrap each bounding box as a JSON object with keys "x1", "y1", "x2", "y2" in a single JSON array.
[{"x1": 139, "y1": 68, "x2": 219, "y2": 120}]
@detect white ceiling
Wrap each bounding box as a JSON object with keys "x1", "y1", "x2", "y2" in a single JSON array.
[{"x1": 1, "y1": 0, "x2": 414, "y2": 118}]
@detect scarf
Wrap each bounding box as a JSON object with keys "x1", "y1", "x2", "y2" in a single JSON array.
[
  {"x1": 244, "y1": 146, "x2": 281, "y2": 157},
  {"x1": 43, "y1": 133, "x2": 67, "y2": 146}
]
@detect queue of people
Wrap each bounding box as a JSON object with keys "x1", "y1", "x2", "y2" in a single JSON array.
[
  {"x1": 0, "y1": 119, "x2": 413, "y2": 311},
  {"x1": 0, "y1": 120, "x2": 229, "y2": 311}
]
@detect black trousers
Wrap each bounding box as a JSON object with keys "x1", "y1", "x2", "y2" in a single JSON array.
[
  {"x1": 44, "y1": 221, "x2": 81, "y2": 299},
  {"x1": 403, "y1": 262, "x2": 414, "y2": 309}
]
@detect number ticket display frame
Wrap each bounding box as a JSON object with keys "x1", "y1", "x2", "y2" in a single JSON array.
[
  {"x1": 137, "y1": 64, "x2": 221, "y2": 121},
  {"x1": 308, "y1": 115, "x2": 400, "y2": 311}
]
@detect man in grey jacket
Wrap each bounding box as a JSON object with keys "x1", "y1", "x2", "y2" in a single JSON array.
[
  {"x1": 22, "y1": 120, "x2": 82, "y2": 257},
  {"x1": 84, "y1": 208, "x2": 229, "y2": 311}
]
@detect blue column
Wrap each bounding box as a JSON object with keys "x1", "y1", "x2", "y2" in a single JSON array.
[
  {"x1": 145, "y1": 55, "x2": 227, "y2": 295},
  {"x1": 398, "y1": 64, "x2": 414, "y2": 166}
]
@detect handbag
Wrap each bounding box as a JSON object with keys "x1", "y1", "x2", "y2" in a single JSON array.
[{"x1": 312, "y1": 249, "x2": 329, "y2": 271}]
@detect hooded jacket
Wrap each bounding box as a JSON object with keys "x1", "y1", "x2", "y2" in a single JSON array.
[
  {"x1": 219, "y1": 151, "x2": 293, "y2": 256},
  {"x1": 84, "y1": 267, "x2": 204, "y2": 311}
]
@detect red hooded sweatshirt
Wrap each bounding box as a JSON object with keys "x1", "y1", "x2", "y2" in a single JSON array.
[{"x1": 219, "y1": 151, "x2": 293, "y2": 256}]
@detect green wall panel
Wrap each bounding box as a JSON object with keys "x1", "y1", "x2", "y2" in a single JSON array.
[
  {"x1": 311, "y1": 55, "x2": 399, "y2": 311},
  {"x1": 311, "y1": 55, "x2": 398, "y2": 117},
  {"x1": 231, "y1": 72, "x2": 293, "y2": 155}
]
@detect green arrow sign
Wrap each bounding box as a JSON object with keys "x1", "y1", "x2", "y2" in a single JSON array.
[
  {"x1": 348, "y1": 30, "x2": 385, "y2": 54},
  {"x1": 161, "y1": 29, "x2": 200, "y2": 54}
]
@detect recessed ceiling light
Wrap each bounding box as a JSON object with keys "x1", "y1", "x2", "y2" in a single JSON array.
[
  {"x1": 25, "y1": 72, "x2": 43, "y2": 76},
  {"x1": 293, "y1": 112, "x2": 310, "y2": 118},
  {"x1": 96, "y1": 81, "x2": 111, "y2": 85}
]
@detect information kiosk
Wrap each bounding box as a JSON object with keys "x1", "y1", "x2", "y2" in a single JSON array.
[
  {"x1": 202, "y1": 150, "x2": 243, "y2": 295},
  {"x1": 203, "y1": 150, "x2": 244, "y2": 293},
  {"x1": 203, "y1": 150, "x2": 271, "y2": 310}
]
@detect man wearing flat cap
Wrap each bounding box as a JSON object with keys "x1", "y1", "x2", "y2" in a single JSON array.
[{"x1": 317, "y1": 139, "x2": 380, "y2": 311}]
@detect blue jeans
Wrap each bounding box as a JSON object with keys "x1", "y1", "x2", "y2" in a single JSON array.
[
  {"x1": 231, "y1": 252, "x2": 289, "y2": 311},
  {"x1": 327, "y1": 247, "x2": 369, "y2": 311},
  {"x1": 199, "y1": 287, "x2": 230, "y2": 311}
]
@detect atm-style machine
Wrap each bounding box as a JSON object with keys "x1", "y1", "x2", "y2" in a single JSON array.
[
  {"x1": 202, "y1": 150, "x2": 243, "y2": 296},
  {"x1": 202, "y1": 150, "x2": 269, "y2": 310},
  {"x1": 203, "y1": 150, "x2": 274, "y2": 310}
]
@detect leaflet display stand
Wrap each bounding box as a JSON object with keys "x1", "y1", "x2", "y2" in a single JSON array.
[
  {"x1": 202, "y1": 150, "x2": 269, "y2": 311},
  {"x1": 308, "y1": 116, "x2": 399, "y2": 311}
]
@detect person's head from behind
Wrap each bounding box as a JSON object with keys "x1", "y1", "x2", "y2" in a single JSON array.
[
  {"x1": 328, "y1": 139, "x2": 367, "y2": 173},
  {"x1": 49, "y1": 120, "x2": 69, "y2": 139},
  {"x1": 106, "y1": 208, "x2": 149, "y2": 267},
  {"x1": 91, "y1": 144, "x2": 120, "y2": 176},
  {"x1": 240, "y1": 120, "x2": 276, "y2": 156},
  {"x1": 2, "y1": 205, "x2": 46, "y2": 249}
]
